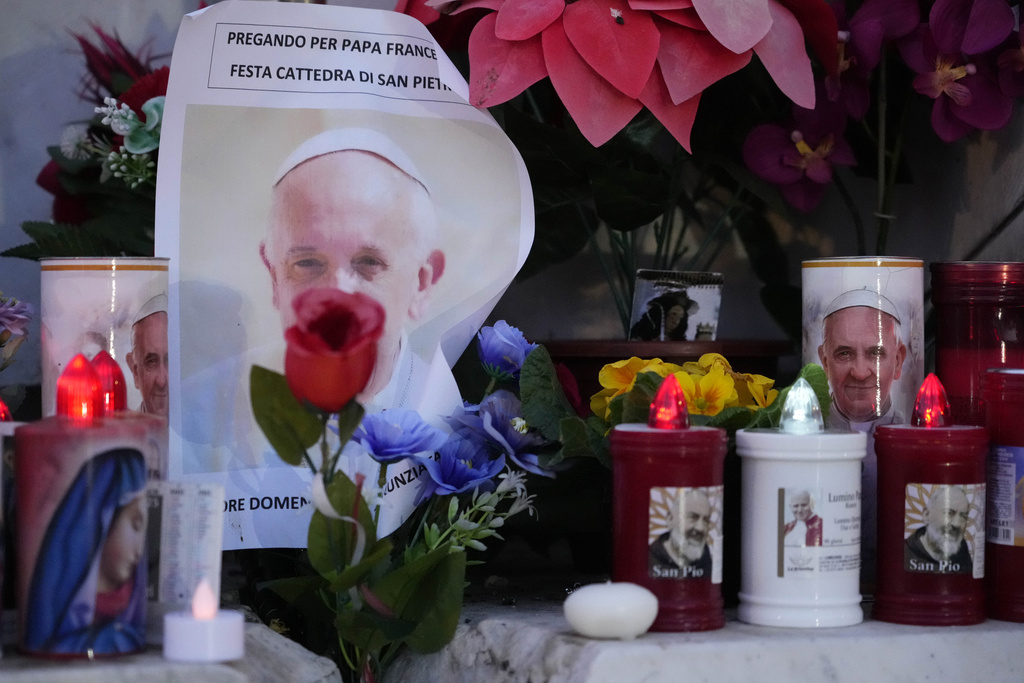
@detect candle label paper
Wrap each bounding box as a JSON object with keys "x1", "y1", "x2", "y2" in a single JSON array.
[
  {"x1": 903, "y1": 483, "x2": 985, "y2": 579},
  {"x1": 648, "y1": 486, "x2": 723, "y2": 584},
  {"x1": 147, "y1": 480, "x2": 225, "y2": 605},
  {"x1": 987, "y1": 445, "x2": 1024, "y2": 547},
  {"x1": 776, "y1": 486, "x2": 861, "y2": 579},
  {"x1": 16, "y1": 431, "x2": 149, "y2": 656}
]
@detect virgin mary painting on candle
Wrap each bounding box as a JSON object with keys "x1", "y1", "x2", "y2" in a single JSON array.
[{"x1": 22, "y1": 449, "x2": 148, "y2": 655}]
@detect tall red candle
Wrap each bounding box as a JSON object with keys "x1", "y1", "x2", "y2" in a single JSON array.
[
  {"x1": 873, "y1": 374, "x2": 988, "y2": 625},
  {"x1": 982, "y1": 368, "x2": 1024, "y2": 622},
  {"x1": 15, "y1": 354, "x2": 151, "y2": 657},
  {"x1": 931, "y1": 262, "x2": 1024, "y2": 426},
  {"x1": 611, "y1": 375, "x2": 728, "y2": 632}
]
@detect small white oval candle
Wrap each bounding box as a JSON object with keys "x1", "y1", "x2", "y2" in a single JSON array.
[
  {"x1": 163, "y1": 578, "x2": 245, "y2": 662},
  {"x1": 563, "y1": 582, "x2": 658, "y2": 640}
]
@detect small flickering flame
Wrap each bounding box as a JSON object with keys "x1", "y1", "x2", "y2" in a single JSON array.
[
  {"x1": 0, "y1": 397, "x2": 11, "y2": 422},
  {"x1": 191, "y1": 577, "x2": 219, "y2": 621},
  {"x1": 911, "y1": 373, "x2": 952, "y2": 428},
  {"x1": 91, "y1": 350, "x2": 128, "y2": 413},
  {"x1": 648, "y1": 374, "x2": 689, "y2": 430},
  {"x1": 779, "y1": 378, "x2": 824, "y2": 435},
  {"x1": 55, "y1": 354, "x2": 103, "y2": 424}
]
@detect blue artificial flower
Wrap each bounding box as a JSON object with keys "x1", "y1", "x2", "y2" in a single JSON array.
[
  {"x1": 416, "y1": 434, "x2": 505, "y2": 504},
  {"x1": 476, "y1": 390, "x2": 554, "y2": 478},
  {"x1": 477, "y1": 321, "x2": 538, "y2": 381},
  {"x1": 353, "y1": 409, "x2": 448, "y2": 464}
]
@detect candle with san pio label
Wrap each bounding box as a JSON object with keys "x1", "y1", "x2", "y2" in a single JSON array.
[
  {"x1": 611, "y1": 375, "x2": 728, "y2": 632},
  {"x1": 873, "y1": 374, "x2": 988, "y2": 625}
]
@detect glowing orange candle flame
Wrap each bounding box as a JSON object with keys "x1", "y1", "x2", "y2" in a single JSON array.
[
  {"x1": 56, "y1": 354, "x2": 102, "y2": 424},
  {"x1": 911, "y1": 373, "x2": 952, "y2": 428},
  {"x1": 191, "y1": 577, "x2": 219, "y2": 621},
  {"x1": 648, "y1": 374, "x2": 689, "y2": 430},
  {"x1": 91, "y1": 350, "x2": 128, "y2": 414}
]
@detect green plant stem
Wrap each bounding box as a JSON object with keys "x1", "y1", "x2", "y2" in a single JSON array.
[
  {"x1": 875, "y1": 49, "x2": 888, "y2": 256},
  {"x1": 580, "y1": 202, "x2": 632, "y2": 334},
  {"x1": 833, "y1": 174, "x2": 867, "y2": 255}
]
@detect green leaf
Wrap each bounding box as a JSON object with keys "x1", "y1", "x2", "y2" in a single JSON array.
[
  {"x1": 249, "y1": 365, "x2": 322, "y2": 466},
  {"x1": 307, "y1": 470, "x2": 390, "y2": 593},
  {"x1": 520, "y1": 346, "x2": 577, "y2": 441},
  {"x1": 373, "y1": 547, "x2": 467, "y2": 653}
]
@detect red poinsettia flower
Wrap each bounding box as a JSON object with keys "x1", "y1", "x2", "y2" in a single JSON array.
[
  {"x1": 36, "y1": 160, "x2": 93, "y2": 225},
  {"x1": 408, "y1": 0, "x2": 837, "y2": 149}
]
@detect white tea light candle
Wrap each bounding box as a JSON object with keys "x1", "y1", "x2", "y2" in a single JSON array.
[
  {"x1": 563, "y1": 582, "x2": 658, "y2": 640},
  {"x1": 163, "y1": 578, "x2": 244, "y2": 662}
]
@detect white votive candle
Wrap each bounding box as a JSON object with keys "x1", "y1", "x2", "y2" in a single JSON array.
[
  {"x1": 163, "y1": 578, "x2": 245, "y2": 662},
  {"x1": 563, "y1": 582, "x2": 658, "y2": 640}
]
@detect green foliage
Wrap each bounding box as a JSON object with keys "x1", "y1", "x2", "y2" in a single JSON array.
[{"x1": 249, "y1": 365, "x2": 322, "y2": 466}]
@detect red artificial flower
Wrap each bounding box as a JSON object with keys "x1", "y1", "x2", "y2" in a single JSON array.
[
  {"x1": 406, "y1": 0, "x2": 836, "y2": 149},
  {"x1": 284, "y1": 288, "x2": 385, "y2": 413},
  {"x1": 72, "y1": 24, "x2": 155, "y2": 104},
  {"x1": 36, "y1": 160, "x2": 93, "y2": 225},
  {"x1": 119, "y1": 66, "x2": 170, "y2": 121}
]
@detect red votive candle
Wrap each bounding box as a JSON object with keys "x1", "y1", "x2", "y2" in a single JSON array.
[
  {"x1": 931, "y1": 262, "x2": 1024, "y2": 426},
  {"x1": 982, "y1": 368, "x2": 1024, "y2": 622},
  {"x1": 873, "y1": 374, "x2": 988, "y2": 625},
  {"x1": 611, "y1": 375, "x2": 728, "y2": 632},
  {"x1": 15, "y1": 354, "x2": 151, "y2": 657}
]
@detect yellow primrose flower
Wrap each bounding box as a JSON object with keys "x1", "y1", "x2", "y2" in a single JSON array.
[
  {"x1": 590, "y1": 357, "x2": 681, "y2": 420},
  {"x1": 681, "y1": 353, "x2": 732, "y2": 376},
  {"x1": 672, "y1": 364, "x2": 737, "y2": 416},
  {"x1": 681, "y1": 353, "x2": 777, "y2": 411},
  {"x1": 735, "y1": 372, "x2": 779, "y2": 409}
]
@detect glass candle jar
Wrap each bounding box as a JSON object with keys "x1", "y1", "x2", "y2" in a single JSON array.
[
  {"x1": 931, "y1": 262, "x2": 1024, "y2": 427},
  {"x1": 983, "y1": 368, "x2": 1024, "y2": 622}
]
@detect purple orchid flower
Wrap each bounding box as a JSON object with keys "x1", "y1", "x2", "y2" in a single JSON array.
[
  {"x1": 743, "y1": 87, "x2": 857, "y2": 212},
  {"x1": 826, "y1": 0, "x2": 919, "y2": 119},
  {"x1": 0, "y1": 297, "x2": 33, "y2": 337},
  {"x1": 997, "y1": 24, "x2": 1024, "y2": 97},
  {"x1": 352, "y1": 409, "x2": 448, "y2": 464},
  {"x1": 898, "y1": 0, "x2": 1014, "y2": 142},
  {"x1": 415, "y1": 434, "x2": 505, "y2": 504},
  {"x1": 477, "y1": 320, "x2": 538, "y2": 381}
]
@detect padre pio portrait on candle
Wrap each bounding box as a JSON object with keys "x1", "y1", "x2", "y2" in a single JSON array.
[
  {"x1": 905, "y1": 484, "x2": 975, "y2": 574},
  {"x1": 650, "y1": 487, "x2": 715, "y2": 579}
]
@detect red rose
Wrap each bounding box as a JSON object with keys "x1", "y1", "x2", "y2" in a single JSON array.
[{"x1": 284, "y1": 288, "x2": 385, "y2": 413}]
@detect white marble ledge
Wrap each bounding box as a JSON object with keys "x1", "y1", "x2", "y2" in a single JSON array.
[
  {"x1": 0, "y1": 617, "x2": 342, "y2": 683},
  {"x1": 387, "y1": 601, "x2": 1024, "y2": 683}
]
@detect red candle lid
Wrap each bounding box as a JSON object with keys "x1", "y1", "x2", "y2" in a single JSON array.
[
  {"x1": 648, "y1": 374, "x2": 689, "y2": 430},
  {"x1": 911, "y1": 373, "x2": 952, "y2": 428},
  {"x1": 91, "y1": 350, "x2": 128, "y2": 413},
  {"x1": 56, "y1": 353, "x2": 103, "y2": 424}
]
